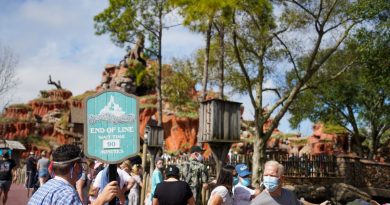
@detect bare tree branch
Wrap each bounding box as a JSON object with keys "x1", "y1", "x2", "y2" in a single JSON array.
[
  {"x1": 288, "y1": 0, "x2": 317, "y2": 19},
  {"x1": 163, "y1": 23, "x2": 182, "y2": 29},
  {"x1": 273, "y1": 32, "x2": 301, "y2": 82},
  {"x1": 232, "y1": 30, "x2": 257, "y2": 109},
  {"x1": 0, "y1": 43, "x2": 17, "y2": 102},
  {"x1": 262, "y1": 88, "x2": 282, "y2": 99},
  {"x1": 322, "y1": 0, "x2": 339, "y2": 25}
]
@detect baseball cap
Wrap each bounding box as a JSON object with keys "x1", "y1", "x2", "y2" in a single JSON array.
[
  {"x1": 190, "y1": 146, "x2": 204, "y2": 153},
  {"x1": 165, "y1": 165, "x2": 180, "y2": 177},
  {"x1": 236, "y1": 164, "x2": 252, "y2": 177}
]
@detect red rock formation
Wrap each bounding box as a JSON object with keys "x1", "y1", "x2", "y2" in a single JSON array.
[
  {"x1": 29, "y1": 100, "x2": 68, "y2": 117},
  {"x1": 3, "y1": 107, "x2": 32, "y2": 119},
  {"x1": 47, "y1": 89, "x2": 72, "y2": 100}
]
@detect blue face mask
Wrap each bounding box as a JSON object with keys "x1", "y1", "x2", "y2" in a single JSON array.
[
  {"x1": 241, "y1": 177, "x2": 251, "y2": 187},
  {"x1": 233, "y1": 177, "x2": 239, "y2": 186},
  {"x1": 263, "y1": 176, "x2": 279, "y2": 192}
]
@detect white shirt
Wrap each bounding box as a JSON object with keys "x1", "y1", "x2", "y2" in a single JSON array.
[
  {"x1": 208, "y1": 185, "x2": 233, "y2": 205},
  {"x1": 93, "y1": 168, "x2": 132, "y2": 190},
  {"x1": 233, "y1": 183, "x2": 255, "y2": 205}
]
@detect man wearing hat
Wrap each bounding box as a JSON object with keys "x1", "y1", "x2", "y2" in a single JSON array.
[
  {"x1": 0, "y1": 151, "x2": 16, "y2": 205},
  {"x1": 153, "y1": 165, "x2": 194, "y2": 205},
  {"x1": 28, "y1": 144, "x2": 122, "y2": 205},
  {"x1": 179, "y1": 146, "x2": 208, "y2": 205},
  {"x1": 233, "y1": 164, "x2": 260, "y2": 205}
]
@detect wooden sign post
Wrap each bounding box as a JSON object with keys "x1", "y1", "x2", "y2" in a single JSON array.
[{"x1": 84, "y1": 90, "x2": 139, "y2": 204}]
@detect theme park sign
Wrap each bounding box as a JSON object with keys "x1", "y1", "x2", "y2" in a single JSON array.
[{"x1": 84, "y1": 90, "x2": 139, "y2": 163}]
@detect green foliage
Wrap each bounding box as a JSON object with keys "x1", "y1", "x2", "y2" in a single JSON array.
[
  {"x1": 271, "y1": 133, "x2": 298, "y2": 140},
  {"x1": 290, "y1": 138, "x2": 308, "y2": 146},
  {"x1": 323, "y1": 123, "x2": 348, "y2": 135},
  {"x1": 0, "y1": 117, "x2": 34, "y2": 123},
  {"x1": 56, "y1": 112, "x2": 69, "y2": 130},
  {"x1": 94, "y1": 0, "x2": 171, "y2": 56},
  {"x1": 288, "y1": 25, "x2": 390, "y2": 156},
  {"x1": 125, "y1": 59, "x2": 155, "y2": 88},
  {"x1": 0, "y1": 117, "x2": 17, "y2": 123},
  {"x1": 175, "y1": 110, "x2": 198, "y2": 119},
  {"x1": 39, "y1": 90, "x2": 49, "y2": 98},
  {"x1": 170, "y1": 0, "x2": 234, "y2": 32},
  {"x1": 71, "y1": 90, "x2": 97, "y2": 101},
  {"x1": 139, "y1": 103, "x2": 157, "y2": 109},
  {"x1": 17, "y1": 135, "x2": 50, "y2": 148},
  {"x1": 7, "y1": 104, "x2": 32, "y2": 110},
  {"x1": 162, "y1": 59, "x2": 199, "y2": 114}
]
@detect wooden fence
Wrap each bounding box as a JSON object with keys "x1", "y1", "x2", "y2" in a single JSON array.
[{"x1": 165, "y1": 152, "x2": 339, "y2": 178}]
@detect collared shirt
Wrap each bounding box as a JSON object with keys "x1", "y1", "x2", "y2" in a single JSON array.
[
  {"x1": 28, "y1": 176, "x2": 82, "y2": 205},
  {"x1": 250, "y1": 188, "x2": 302, "y2": 205}
]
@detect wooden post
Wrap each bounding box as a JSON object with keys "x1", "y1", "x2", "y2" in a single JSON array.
[
  {"x1": 209, "y1": 142, "x2": 232, "y2": 178},
  {"x1": 140, "y1": 140, "x2": 148, "y2": 205}
]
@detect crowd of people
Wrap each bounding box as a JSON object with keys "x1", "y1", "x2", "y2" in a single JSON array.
[{"x1": 0, "y1": 144, "x2": 384, "y2": 205}]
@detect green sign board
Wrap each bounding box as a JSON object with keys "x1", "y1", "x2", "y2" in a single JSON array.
[{"x1": 84, "y1": 90, "x2": 139, "y2": 164}]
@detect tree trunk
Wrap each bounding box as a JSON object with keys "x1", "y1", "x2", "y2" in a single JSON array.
[
  {"x1": 252, "y1": 135, "x2": 266, "y2": 188},
  {"x1": 369, "y1": 128, "x2": 379, "y2": 160},
  {"x1": 201, "y1": 20, "x2": 212, "y2": 101},
  {"x1": 218, "y1": 25, "x2": 225, "y2": 99},
  {"x1": 157, "y1": 7, "x2": 163, "y2": 127}
]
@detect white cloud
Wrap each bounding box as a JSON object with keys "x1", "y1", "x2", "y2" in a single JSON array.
[{"x1": 0, "y1": 0, "x2": 312, "y2": 135}]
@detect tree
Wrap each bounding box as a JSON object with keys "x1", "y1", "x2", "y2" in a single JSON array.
[
  {"x1": 288, "y1": 28, "x2": 390, "y2": 159},
  {"x1": 94, "y1": 0, "x2": 175, "y2": 127},
  {"x1": 170, "y1": 0, "x2": 215, "y2": 100},
  {"x1": 225, "y1": 0, "x2": 386, "y2": 185},
  {"x1": 161, "y1": 58, "x2": 200, "y2": 116},
  {"x1": 171, "y1": 0, "x2": 235, "y2": 100},
  {"x1": 0, "y1": 42, "x2": 17, "y2": 107}
]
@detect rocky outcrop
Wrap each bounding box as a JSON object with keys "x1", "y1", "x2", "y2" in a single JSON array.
[
  {"x1": 284, "y1": 183, "x2": 373, "y2": 205},
  {"x1": 331, "y1": 183, "x2": 372, "y2": 204},
  {"x1": 0, "y1": 122, "x2": 35, "y2": 140}
]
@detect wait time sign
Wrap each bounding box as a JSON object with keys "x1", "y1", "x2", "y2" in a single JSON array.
[{"x1": 84, "y1": 90, "x2": 139, "y2": 164}]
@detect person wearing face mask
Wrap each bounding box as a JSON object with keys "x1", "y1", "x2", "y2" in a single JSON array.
[
  {"x1": 178, "y1": 146, "x2": 208, "y2": 205},
  {"x1": 250, "y1": 160, "x2": 330, "y2": 205},
  {"x1": 28, "y1": 144, "x2": 122, "y2": 205},
  {"x1": 233, "y1": 164, "x2": 260, "y2": 205}
]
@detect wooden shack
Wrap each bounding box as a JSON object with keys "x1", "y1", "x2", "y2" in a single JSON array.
[
  {"x1": 146, "y1": 125, "x2": 164, "y2": 147},
  {"x1": 198, "y1": 99, "x2": 241, "y2": 142}
]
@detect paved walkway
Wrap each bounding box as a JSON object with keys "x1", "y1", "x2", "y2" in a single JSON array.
[{"x1": 7, "y1": 183, "x2": 29, "y2": 205}]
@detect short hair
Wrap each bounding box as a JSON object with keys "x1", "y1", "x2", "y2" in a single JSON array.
[
  {"x1": 155, "y1": 157, "x2": 163, "y2": 165},
  {"x1": 264, "y1": 160, "x2": 284, "y2": 176},
  {"x1": 52, "y1": 144, "x2": 82, "y2": 176},
  {"x1": 120, "y1": 160, "x2": 132, "y2": 170},
  {"x1": 216, "y1": 167, "x2": 233, "y2": 188}
]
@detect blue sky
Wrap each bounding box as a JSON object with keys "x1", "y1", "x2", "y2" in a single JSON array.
[{"x1": 0, "y1": 0, "x2": 313, "y2": 136}]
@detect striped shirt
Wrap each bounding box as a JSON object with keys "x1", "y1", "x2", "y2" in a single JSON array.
[{"x1": 28, "y1": 177, "x2": 82, "y2": 205}]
